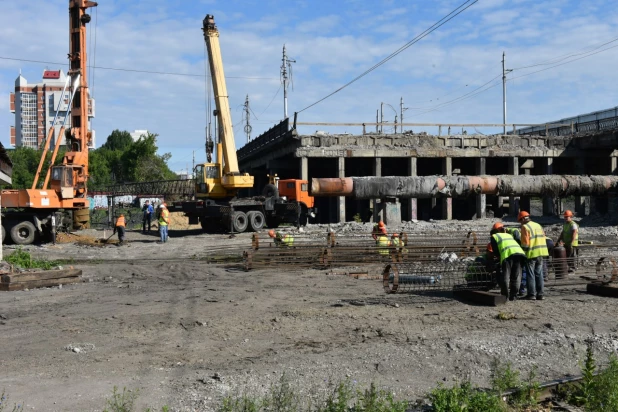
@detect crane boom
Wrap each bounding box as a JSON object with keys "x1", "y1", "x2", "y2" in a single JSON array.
[{"x1": 202, "y1": 15, "x2": 239, "y2": 175}]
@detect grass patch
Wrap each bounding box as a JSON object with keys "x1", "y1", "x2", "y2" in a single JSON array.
[
  {"x1": 496, "y1": 312, "x2": 516, "y2": 321},
  {"x1": 103, "y1": 387, "x2": 168, "y2": 412},
  {"x1": 4, "y1": 248, "x2": 68, "y2": 270},
  {"x1": 220, "y1": 375, "x2": 408, "y2": 412}
]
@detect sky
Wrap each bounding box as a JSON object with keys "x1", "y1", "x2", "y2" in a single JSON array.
[{"x1": 1, "y1": 0, "x2": 617, "y2": 173}]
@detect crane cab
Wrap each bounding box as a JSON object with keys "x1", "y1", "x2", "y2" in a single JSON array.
[{"x1": 194, "y1": 163, "x2": 253, "y2": 199}]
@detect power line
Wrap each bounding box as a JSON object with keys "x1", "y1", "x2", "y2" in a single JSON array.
[
  {"x1": 296, "y1": 0, "x2": 479, "y2": 114},
  {"x1": 0, "y1": 56, "x2": 277, "y2": 80}
]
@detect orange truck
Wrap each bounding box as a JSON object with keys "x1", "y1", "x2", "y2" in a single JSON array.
[{"x1": 1, "y1": 0, "x2": 96, "y2": 245}]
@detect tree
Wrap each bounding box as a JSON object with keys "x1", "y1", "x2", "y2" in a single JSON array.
[{"x1": 101, "y1": 130, "x2": 133, "y2": 151}]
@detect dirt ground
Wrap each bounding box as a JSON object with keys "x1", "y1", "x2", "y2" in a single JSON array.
[{"x1": 1, "y1": 217, "x2": 618, "y2": 411}]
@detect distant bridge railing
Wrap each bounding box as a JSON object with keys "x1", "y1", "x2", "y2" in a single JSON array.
[
  {"x1": 515, "y1": 107, "x2": 618, "y2": 137},
  {"x1": 237, "y1": 118, "x2": 290, "y2": 161},
  {"x1": 98, "y1": 179, "x2": 195, "y2": 197}
]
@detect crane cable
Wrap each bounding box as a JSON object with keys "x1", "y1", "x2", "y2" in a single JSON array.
[{"x1": 296, "y1": 0, "x2": 479, "y2": 114}]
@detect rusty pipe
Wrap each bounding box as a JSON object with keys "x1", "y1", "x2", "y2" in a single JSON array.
[{"x1": 311, "y1": 175, "x2": 618, "y2": 199}]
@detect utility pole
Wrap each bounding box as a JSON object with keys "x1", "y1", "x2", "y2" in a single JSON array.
[
  {"x1": 281, "y1": 45, "x2": 296, "y2": 119},
  {"x1": 244, "y1": 94, "x2": 252, "y2": 143},
  {"x1": 192, "y1": 150, "x2": 195, "y2": 177},
  {"x1": 502, "y1": 52, "x2": 512, "y2": 135},
  {"x1": 394, "y1": 115, "x2": 398, "y2": 134},
  {"x1": 380, "y1": 102, "x2": 384, "y2": 134},
  {"x1": 375, "y1": 110, "x2": 378, "y2": 133},
  {"x1": 400, "y1": 97, "x2": 405, "y2": 133}
]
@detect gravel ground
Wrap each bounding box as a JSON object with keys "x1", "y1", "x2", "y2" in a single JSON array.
[{"x1": 0, "y1": 216, "x2": 617, "y2": 411}]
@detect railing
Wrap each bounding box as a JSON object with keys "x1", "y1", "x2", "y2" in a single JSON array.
[
  {"x1": 237, "y1": 118, "x2": 290, "y2": 161},
  {"x1": 516, "y1": 107, "x2": 618, "y2": 136},
  {"x1": 98, "y1": 179, "x2": 195, "y2": 197}
]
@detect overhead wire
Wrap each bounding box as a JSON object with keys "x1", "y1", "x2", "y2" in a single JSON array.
[
  {"x1": 0, "y1": 56, "x2": 277, "y2": 80},
  {"x1": 296, "y1": 0, "x2": 479, "y2": 114}
]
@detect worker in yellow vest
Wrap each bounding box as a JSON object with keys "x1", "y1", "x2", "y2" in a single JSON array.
[
  {"x1": 490, "y1": 222, "x2": 525, "y2": 301},
  {"x1": 269, "y1": 229, "x2": 294, "y2": 247},
  {"x1": 376, "y1": 227, "x2": 390, "y2": 258},
  {"x1": 158, "y1": 204, "x2": 170, "y2": 243},
  {"x1": 113, "y1": 214, "x2": 126, "y2": 245},
  {"x1": 518, "y1": 211, "x2": 549, "y2": 300},
  {"x1": 558, "y1": 209, "x2": 579, "y2": 273}
]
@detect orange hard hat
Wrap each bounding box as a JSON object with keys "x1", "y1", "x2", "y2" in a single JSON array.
[
  {"x1": 517, "y1": 211, "x2": 530, "y2": 222},
  {"x1": 392, "y1": 233, "x2": 399, "y2": 237},
  {"x1": 492, "y1": 222, "x2": 504, "y2": 231},
  {"x1": 378, "y1": 221, "x2": 385, "y2": 228},
  {"x1": 268, "y1": 229, "x2": 276, "y2": 238},
  {"x1": 486, "y1": 243, "x2": 493, "y2": 252},
  {"x1": 564, "y1": 210, "x2": 573, "y2": 217}
]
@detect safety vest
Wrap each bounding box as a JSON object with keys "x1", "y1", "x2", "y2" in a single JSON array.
[
  {"x1": 159, "y1": 209, "x2": 170, "y2": 226},
  {"x1": 492, "y1": 233, "x2": 524, "y2": 264},
  {"x1": 562, "y1": 221, "x2": 579, "y2": 247},
  {"x1": 115, "y1": 216, "x2": 126, "y2": 227},
  {"x1": 377, "y1": 235, "x2": 390, "y2": 255},
  {"x1": 522, "y1": 221, "x2": 549, "y2": 259},
  {"x1": 505, "y1": 227, "x2": 521, "y2": 243},
  {"x1": 281, "y1": 234, "x2": 294, "y2": 247},
  {"x1": 391, "y1": 238, "x2": 401, "y2": 247}
]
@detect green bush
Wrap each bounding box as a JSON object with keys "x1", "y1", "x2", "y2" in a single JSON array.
[
  {"x1": 4, "y1": 248, "x2": 65, "y2": 270},
  {"x1": 429, "y1": 381, "x2": 505, "y2": 412}
]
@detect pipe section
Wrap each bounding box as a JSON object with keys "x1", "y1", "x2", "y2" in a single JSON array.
[{"x1": 311, "y1": 175, "x2": 618, "y2": 199}]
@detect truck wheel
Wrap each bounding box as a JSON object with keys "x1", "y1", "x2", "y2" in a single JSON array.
[
  {"x1": 262, "y1": 184, "x2": 278, "y2": 198},
  {"x1": 247, "y1": 211, "x2": 265, "y2": 232},
  {"x1": 10, "y1": 221, "x2": 36, "y2": 245},
  {"x1": 231, "y1": 211, "x2": 248, "y2": 233}
]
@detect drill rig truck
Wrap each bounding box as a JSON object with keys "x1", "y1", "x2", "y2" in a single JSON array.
[
  {"x1": 171, "y1": 15, "x2": 316, "y2": 233},
  {"x1": 1, "y1": 0, "x2": 97, "y2": 245}
]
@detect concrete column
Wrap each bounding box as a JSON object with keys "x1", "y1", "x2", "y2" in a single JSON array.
[
  {"x1": 574, "y1": 158, "x2": 590, "y2": 216},
  {"x1": 520, "y1": 168, "x2": 531, "y2": 213},
  {"x1": 442, "y1": 157, "x2": 452, "y2": 220},
  {"x1": 508, "y1": 157, "x2": 520, "y2": 216},
  {"x1": 372, "y1": 158, "x2": 382, "y2": 223},
  {"x1": 543, "y1": 158, "x2": 555, "y2": 216},
  {"x1": 475, "y1": 158, "x2": 486, "y2": 219},
  {"x1": 338, "y1": 157, "x2": 346, "y2": 223},
  {"x1": 300, "y1": 156, "x2": 308, "y2": 182},
  {"x1": 407, "y1": 157, "x2": 418, "y2": 221}
]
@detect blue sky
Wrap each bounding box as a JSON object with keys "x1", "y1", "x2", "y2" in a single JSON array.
[{"x1": 1, "y1": 0, "x2": 617, "y2": 173}]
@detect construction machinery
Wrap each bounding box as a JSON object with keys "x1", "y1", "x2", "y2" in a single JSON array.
[
  {"x1": 171, "y1": 15, "x2": 316, "y2": 232},
  {"x1": 1, "y1": 0, "x2": 97, "y2": 244}
]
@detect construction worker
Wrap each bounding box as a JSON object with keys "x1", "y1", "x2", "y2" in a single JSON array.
[
  {"x1": 158, "y1": 204, "x2": 170, "y2": 243},
  {"x1": 113, "y1": 213, "x2": 126, "y2": 245},
  {"x1": 269, "y1": 229, "x2": 294, "y2": 247},
  {"x1": 505, "y1": 226, "x2": 521, "y2": 244},
  {"x1": 376, "y1": 227, "x2": 390, "y2": 257},
  {"x1": 465, "y1": 243, "x2": 497, "y2": 282},
  {"x1": 372, "y1": 221, "x2": 386, "y2": 241},
  {"x1": 518, "y1": 211, "x2": 549, "y2": 300},
  {"x1": 558, "y1": 210, "x2": 579, "y2": 273},
  {"x1": 490, "y1": 222, "x2": 525, "y2": 301},
  {"x1": 391, "y1": 233, "x2": 401, "y2": 248}
]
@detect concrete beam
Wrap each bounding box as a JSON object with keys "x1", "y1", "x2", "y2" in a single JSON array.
[
  {"x1": 543, "y1": 158, "x2": 555, "y2": 216},
  {"x1": 408, "y1": 157, "x2": 418, "y2": 221},
  {"x1": 475, "y1": 158, "x2": 486, "y2": 219},
  {"x1": 508, "y1": 157, "x2": 519, "y2": 216},
  {"x1": 338, "y1": 157, "x2": 345, "y2": 223},
  {"x1": 372, "y1": 158, "x2": 382, "y2": 223},
  {"x1": 574, "y1": 158, "x2": 590, "y2": 216},
  {"x1": 442, "y1": 157, "x2": 452, "y2": 220},
  {"x1": 300, "y1": 157, "x2": 308, "y2": 181}
]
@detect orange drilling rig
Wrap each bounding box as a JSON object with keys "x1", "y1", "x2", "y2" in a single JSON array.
[{"x1": 1, "y1": 0, "x2": 97, "y2": 245}]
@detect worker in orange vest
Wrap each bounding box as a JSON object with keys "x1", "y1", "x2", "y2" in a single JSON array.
[{"x1": 113, "y1": 214, "x2": 126, "y2": 245}]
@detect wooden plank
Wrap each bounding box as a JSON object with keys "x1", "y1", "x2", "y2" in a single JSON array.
[
  {"x1": 1, "y1": 269, "x2": 82, "y2": 284},
  {"x1": 0, "y1": 276, "x2": 82, "y2": 292},
  {"x1": 453, "y1": 290, "x2": 507, "y2": 306},
  {"x1": 586, "y1": 282, "x2": 618, "y2": 298}
]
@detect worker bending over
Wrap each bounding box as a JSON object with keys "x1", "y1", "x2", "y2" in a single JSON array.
[
  {"x1": 558, "y1": 209, "x2": 578, "y2": 273},
  {"x1": 113, "y1": 214, "x2": 126, "y2": 245},
  {"x1": 372, "y1": 221, "x2": 386, "y2": 241},
  {"x1": 375, "y1": 227, "x2": 390, "y2": 257},
  {"x1": 518, "y1": 211, "x2": 549, "y2": 300},
  {"x1": 490, "y1": 222, "x2": 525, "y2": 301},
  {"x1": 269, "y1": 229, "x2": 294, "y2": 247}
]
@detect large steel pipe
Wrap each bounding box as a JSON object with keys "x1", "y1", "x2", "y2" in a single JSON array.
[{"x1": 311, "y1": 175, "x2": 618, "y2": 199}]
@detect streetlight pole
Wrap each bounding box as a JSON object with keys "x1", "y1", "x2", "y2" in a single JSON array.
[{"x1": 380, "y1": 102, "x2": 384, "y2": 134}]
